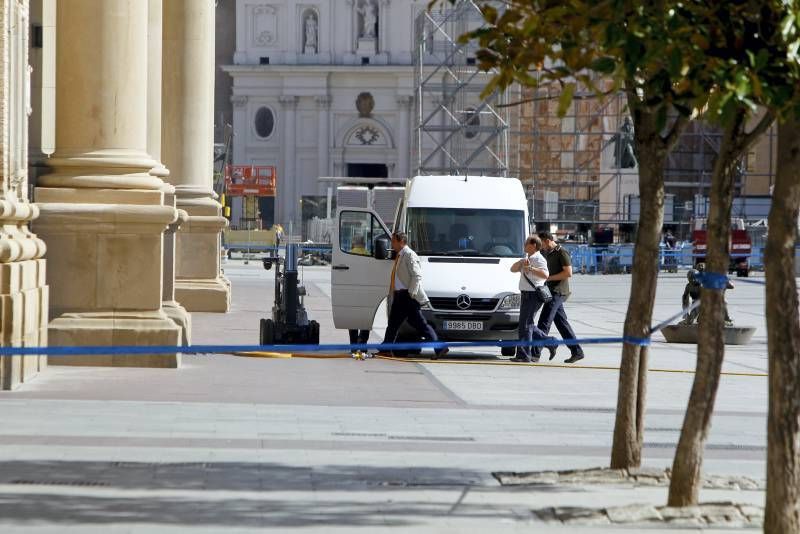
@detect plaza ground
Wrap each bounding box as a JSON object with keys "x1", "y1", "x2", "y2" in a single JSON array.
[{"x1": 0, "y1": 260, "x2": 770, "y2": 532}]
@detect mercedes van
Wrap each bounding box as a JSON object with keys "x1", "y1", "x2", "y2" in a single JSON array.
[{"x1": 331, "y1": 175, "x2": 528, "y2": 356}]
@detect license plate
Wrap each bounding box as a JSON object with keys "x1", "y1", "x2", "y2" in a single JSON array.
[{"x1": 443, "y1": 320, "x2": 484, "y2": 331}]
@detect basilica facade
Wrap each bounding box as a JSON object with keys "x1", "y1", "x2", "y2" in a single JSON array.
[{"x1": 224, "y1": 0, "x2": 437, "y2": 232}]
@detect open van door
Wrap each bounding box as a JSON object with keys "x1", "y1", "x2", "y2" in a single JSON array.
[{"x1": 331, "y1": 208, "x2": 393, "y2": 330}]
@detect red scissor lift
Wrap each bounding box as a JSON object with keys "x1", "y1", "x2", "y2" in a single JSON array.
[{"x1": 224, "y1": 165, "x2": 277, "y2": 197}]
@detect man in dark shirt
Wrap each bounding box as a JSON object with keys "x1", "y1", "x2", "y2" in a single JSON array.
[{"x1": 532, "y1": 232, "x2": 585, "y2": 363}]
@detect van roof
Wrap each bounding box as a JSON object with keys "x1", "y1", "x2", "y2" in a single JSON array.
[{"x1": 406, "y1": 175, "x2": 527, "y2": 210}]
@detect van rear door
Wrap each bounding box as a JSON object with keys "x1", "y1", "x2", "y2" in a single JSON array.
[{"x1": 331, "y1": 208, "x2": 393, "y2": 329}]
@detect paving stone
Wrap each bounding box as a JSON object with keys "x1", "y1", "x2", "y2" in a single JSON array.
[
  {"x1": 554, "y1": 508, "x2": 610, "y2": 525},
  {"x1": 704, "y1": 515, "x2": 748, "y2": 527},
  {"x1": 697, "y1": 502, "x2": 741, "y2": 517},
  {"x1": 562, "y1": 513, "x2": 611, "y2": 526},
  {"x1": 634, "y1": 475, "x2": 666, "y2": 486},
  {"x1": 495, "y1": 471, "x2": 559, "y2": 485},
  {"x1": 628, "y1": 467, "x2": 668, "y2": 479},
  {"x1": 658, "y1": 506, "x2": 702, "y2": 519},
  {"x1": 739, "y1": 504, "x2": 764, "y2": 518},
  {"x1": 532, "y1": 507, "x2": 558, "y2": 522},
  {"x1": 605, "y1": 504, "x2": 662, "y2": 523},
  {"x1": 737, "y1": 477, "x2": 764, "y2": 490},
  {"x1": 665, "y1": 516, "x2": 707, "y2": 527},
  {"x1": 553, "y1": 507, "x2": 605, "y2": 522}
]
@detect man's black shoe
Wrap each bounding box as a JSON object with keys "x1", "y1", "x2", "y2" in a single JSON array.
[
  {"x1": 510, "y1": 356, "x2": 537, "y2": 363},
  {"x1": 433, "y1": 347, "x2": 449, "y2": 360},
  {"x1": 564, "y1": 354, "x2": 584, "y2": 364},
  {"x1": 547, "y1": 345, "x2": 557, "y2": 361}
]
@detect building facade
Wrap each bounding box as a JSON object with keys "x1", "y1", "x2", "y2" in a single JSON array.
[{"x1": 224, "y1": 0, "x2": 439, "y2": 233}]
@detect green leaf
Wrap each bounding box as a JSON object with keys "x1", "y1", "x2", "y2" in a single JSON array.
[
  {"x1": 590, "y1": 56, "x2": 617, "y2": 74},
  {"x1": 557, "y1": 83, "x2": 576, "y2": 117}
]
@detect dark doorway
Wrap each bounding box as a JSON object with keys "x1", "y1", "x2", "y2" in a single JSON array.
[{"x1": 347, "y1": 163, "x2": 388, "y2": 178}]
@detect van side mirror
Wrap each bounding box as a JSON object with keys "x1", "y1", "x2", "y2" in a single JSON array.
[{"x1": 374, "y1": 236, "x2": 391, "y2": 260}]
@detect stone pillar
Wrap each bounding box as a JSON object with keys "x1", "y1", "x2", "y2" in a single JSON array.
[
  {"x1": 149, "y1": 0, "x2": 191, "y2": 341},
  {"x1": 316, "y1": 96, "x2": 331, "y2": 180},
  {"x1": 162, "y1": 0, "x2": 230, "y2": 312},
  {"x1": 34, "y1": 0, "x2": 180, "y2": 368},
  {"x1": 396, "y1": 95, "x2": 412, "y2": 179},
  {"x1": 279, "y1": 95, "x2": 298, "y2": 231},
  {"x1": 0, "y1": 0, "x2": 48, "y2": 389}
]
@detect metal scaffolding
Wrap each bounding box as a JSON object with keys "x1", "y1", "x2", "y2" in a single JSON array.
[
  {"x1": 512, "y1": 75, "x2": 777, "y2": 235},
  {"x1": 412, "y1": 0, "x2": 509, "y2": 176}
]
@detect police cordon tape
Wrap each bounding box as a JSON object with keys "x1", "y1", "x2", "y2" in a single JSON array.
[
  {"x1": 0, "y1": 270, "x2": 756, "y2": 359},
  {"x1": 0, "y1": 337, "x2": 649, "y2": 358}
]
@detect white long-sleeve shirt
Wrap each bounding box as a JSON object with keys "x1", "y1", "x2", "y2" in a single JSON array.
[{"x1": 518, "y1": 251, "x2": 549, "y2": 291}]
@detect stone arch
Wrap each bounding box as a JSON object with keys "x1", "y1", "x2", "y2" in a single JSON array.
[
  {"x1": 334, "y1": 117, "x2": 397, "y2": 177},
  {"x1": 335, "y1": 116, "x2": 395, "y2": 149}
]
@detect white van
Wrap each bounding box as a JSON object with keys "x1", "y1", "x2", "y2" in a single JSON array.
[{"x1": 331, "y1": 175, "x2": 529, "y2": 356}]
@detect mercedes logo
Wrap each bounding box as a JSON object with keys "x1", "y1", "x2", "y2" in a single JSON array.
[{"x1": 456, "y1": 294, "x2": 472, "y2": 310}]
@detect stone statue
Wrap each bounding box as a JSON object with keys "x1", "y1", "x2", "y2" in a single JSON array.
[
  {"x1": 613, "y1": 116, "x2": 637, "y2": 169},
  {"x1": 358, "y1": 0, "x2": 378, "y2": 39},
  {"x1": 304, "y1": 14, "x2": 318, "y2": 53}
]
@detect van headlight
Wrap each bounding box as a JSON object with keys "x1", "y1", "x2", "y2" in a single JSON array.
[{"x1": 499, "y1": 293, "x2": 521, "y2": 310}]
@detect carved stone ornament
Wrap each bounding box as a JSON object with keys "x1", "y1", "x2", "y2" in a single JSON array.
[
  {"x1": 354, "y1": 126, "x2": 381, "y2": 145},
  {"x1": 356, "y1": 92, "x2": 375, "y2": 117},
  {"x1": 253, "y1": 5, "x2": 278, "y2": 47}
]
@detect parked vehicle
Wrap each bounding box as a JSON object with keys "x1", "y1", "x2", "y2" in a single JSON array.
[
  {"x1": 691, "y1": 217, "x2": 751, "y2": 277},
  {"x1": 331, "y1": 175, "x2": 529, "y2": 356}
]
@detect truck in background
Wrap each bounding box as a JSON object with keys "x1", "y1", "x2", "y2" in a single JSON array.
[{"x1": 692, "y1": 217, "x2": 752, "y2": 277}]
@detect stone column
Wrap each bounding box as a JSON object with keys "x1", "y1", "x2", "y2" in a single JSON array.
[
  {"x1": 279, "y1": 95, "x2": 298, "y2": 232},
  {"x1": 316, "y1": 96, "x2": 331, "y2": 180},
  {"x1": 162, "y1": 0, "x2": 231, "y2": 312},
  {"x1": 149, "y1": 0, "x2": 190, "y2": 342},
  {"x1": 396, "y1": 95, "x2": 412, "y2": 179},
  {"x1": 0, "y1": 0, "x2": 48, "y2": 389},
  {"x1": 34, "y1": 0, "x2": 180, "y2": 368}
]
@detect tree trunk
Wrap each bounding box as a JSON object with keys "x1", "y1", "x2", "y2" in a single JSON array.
[
  {"x1": 610, "y1": 111, "x2": 665, "y2": 469},
  {"x1": 764, "y1": 115, "x2": 800, "y2": 533},
  {"x1": 668, "y1": 112, "x2": 745, "y2": 506}
]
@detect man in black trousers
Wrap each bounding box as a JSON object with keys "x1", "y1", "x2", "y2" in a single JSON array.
[
  {"x1": 377, "y1": 232, "x2": 448, "y2": 359},
  {"x1": 533, "y1": 232, "x2": 585, "y2": 363}
]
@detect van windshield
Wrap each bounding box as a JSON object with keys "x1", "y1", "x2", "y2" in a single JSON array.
[{"x1": 406, "y1": 208, "x2": 525, "y2": 257}]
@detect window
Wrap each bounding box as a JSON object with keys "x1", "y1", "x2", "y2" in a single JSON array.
[
  {"x1": 406, "y1": 208, "x2": 525, "y2": 258},
  {"x1": 254, "y1": 107, "x2": 275, "y2": 139},
  {"x1": 461, "y1": 107, "x2": 480, "y2": 139},
  {"x1": 339, "y1": 211, "x2": 386, "y2": 257}
]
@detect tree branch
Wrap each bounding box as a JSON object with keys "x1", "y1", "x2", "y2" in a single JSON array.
[
  {"x1": 662, "y1": 115, "x2": 689, "y2": 152},
  {"x1": 737, "y1": 110, "x2": 776, "y2": 154}
]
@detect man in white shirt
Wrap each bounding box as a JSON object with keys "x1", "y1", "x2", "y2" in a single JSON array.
[{"x1": 509, "y1": 235, "x2": 558, "y2": 362}]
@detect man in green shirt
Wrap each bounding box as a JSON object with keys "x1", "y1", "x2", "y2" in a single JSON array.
[{"x1": 533, "y1": 231, "x2": 585, "y2": 363}]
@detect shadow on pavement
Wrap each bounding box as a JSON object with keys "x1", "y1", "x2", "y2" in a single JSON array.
[{"x1": 0, "y1": 460, "x2": 552, "y2": 527}]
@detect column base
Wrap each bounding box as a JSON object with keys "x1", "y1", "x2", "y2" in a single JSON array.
[
  {"x1": 1, "y1": 259, "x2": 49, "y2": 390},
  {"x1": 175, "y1": 277, "x2": 231, "y2": 312},
  {"x1": 1, "y1": 328, "x2": 48, "y2": 391},
  {"x1": 163, "y1": 300, "x2": 192, "y2": 345},
  {"x1": 47, "y1": 310, "x2": 181, "y2": 368}
]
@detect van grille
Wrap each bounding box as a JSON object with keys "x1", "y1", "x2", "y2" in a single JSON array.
[{"x1": 430, "y1": 297, "x2": 498, "y2": 311}]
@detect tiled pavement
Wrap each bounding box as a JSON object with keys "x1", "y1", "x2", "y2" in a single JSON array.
[{"x1": 0, "y1": 261, "x2": 770, "y2": 532}]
